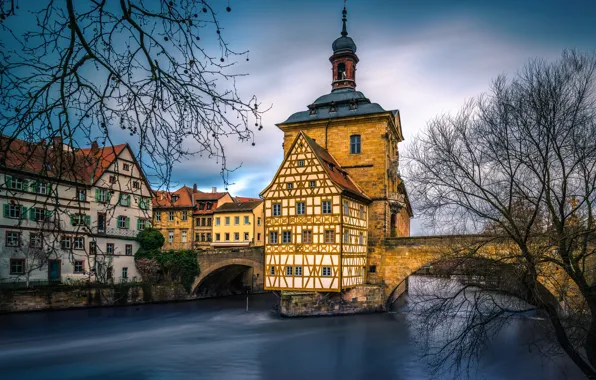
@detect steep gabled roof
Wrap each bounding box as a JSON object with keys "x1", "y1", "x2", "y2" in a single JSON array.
[
  {"x1": 213, "y1": 200, "x2": 262, "y2": 213},
  {"x1": 0, "y1": 135, "x2": 134, "y2": 186},
  {"x1": 235, "y1": 196, "x2": 261, "y2": 203},
  {"x1": 152, "y1": 185, "x2": 194, "y2": 209}
]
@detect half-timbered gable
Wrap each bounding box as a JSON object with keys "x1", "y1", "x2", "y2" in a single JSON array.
[{"x1": 261, "y1": 131, "x2": 370, "y2": 292}]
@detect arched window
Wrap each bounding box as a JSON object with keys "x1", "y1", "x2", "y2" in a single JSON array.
[
  {"x1": 350, "y1": 135, "x2": 361, "y2": 154},
  {"x1": 337, "y1": 62, "x2": 346, "y2": 80}
]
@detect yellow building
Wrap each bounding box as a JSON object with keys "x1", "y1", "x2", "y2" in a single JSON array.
[
  {"x1": 152, "y1": 186, "x2": 195, "y2": 251},
  {"x1": 262, "y1": 7, "x2": 411, "y2": 291},
  {"x1": 211, "y1": 201, "x2": 264, "y2": 248},
  {"x1": 193, "y1": 190, "x2": 234, "y2": 250},
  {"x1": 261, "y1": 132, "x2": 370, "y2": 291}
]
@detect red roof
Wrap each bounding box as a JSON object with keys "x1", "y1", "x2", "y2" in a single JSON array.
[
  {"x1": 235, "y1": 196, "x2": 261, "y2": 203},
  {"x1": 0, "y1": 136, "x2": 128, "y2": 185},
  {"x1": 152, "y1": 185, "x2": 194, "y2": 209},
  {"x1": 192, "y1": 191, "x2": 229, "y2": 215}
]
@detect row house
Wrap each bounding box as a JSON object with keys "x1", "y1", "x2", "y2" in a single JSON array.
[
  {"x1": 211, "y1": 201, "x2": 265, "y2": 248},
  {"x1": 0, "y1": 137, "x2": 153, "y2": 284}
]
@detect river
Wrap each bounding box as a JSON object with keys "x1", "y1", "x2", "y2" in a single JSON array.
[{"x1": 0, "y1": 276, "x2": 585, "y2": 380}]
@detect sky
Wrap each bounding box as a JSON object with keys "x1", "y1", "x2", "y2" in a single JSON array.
[
  {"x1": 4, "y1": 0, "x2": 596, "y2": 234},
  {"x1": 170, "y1": 0, "x2": 596, "y2": 234}
]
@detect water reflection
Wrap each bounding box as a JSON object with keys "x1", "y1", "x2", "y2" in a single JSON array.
[{"x1": 0, "y1": 277, "x2": 584, "y2": 380}]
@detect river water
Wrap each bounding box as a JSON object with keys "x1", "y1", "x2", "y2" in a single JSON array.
[{"x1": 0, "y1": 276, "x2": 585, "y2": 380}]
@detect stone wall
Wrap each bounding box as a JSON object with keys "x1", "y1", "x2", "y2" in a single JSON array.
[
  {"x1": 279, "y1": 285, "x2": 385, "y2": 317},
  {"x1": 0, "y1": 283, "x2": 191, "y2": 314}
]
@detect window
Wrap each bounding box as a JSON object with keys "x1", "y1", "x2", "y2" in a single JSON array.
[
  {"x1": 168, "y1": 231, "x2": 174, "y2": 243},
  {"x1": 269, "y1": 231, "x2": 278, "y2": 244},
  {"x1": 117, "y1": 216, "x2": 129, "y2": 229},
  {"x1": 95, "y1": 188, "x2": 111, "y2": 203},
  {"x1": 343, "y1": 229, "x2": 350, "y2": 244},
  {"x1": 309, "y1": 180, "x2": 316, "y2": 188},
  {"x1": 360, "y1": 206, "x2": 365, "y2": 219},
  {"x1": 343, "y1": 200, "x2": 349, "y2": 215},
  {"x1": 298, "y1": 160, "x2": 305, "y2": 167},
  {"x1": 295, "y1": 266, "x2": 303, "y2": 276},
  {"x1": 195, "y1": 218, "x2": 200, "y2": 227},
  {"x1": 350, "y1": 135, "x2": 361, "y2": 154},
  {"x1": 215, "y1": 217, "x2": 221, "y2": 226},
  {"x1": 172, "y1": 195, "x2": 179, "y2": 202},
  {"x1": 29, "y1": 233, "x2": 43, "y2": 249},
  {"x1": 207, "y1": 203, "x2": 213, "y2": 210},
  {"x1": 6, "y1": 231, "x2": 20, "y2": 247},
  {"x1": 195, "y1": 233, "x2": 201, "y2": 242},
  {"x1": 181, "y1": 211, "x2": 188, "y2": 221},
  {"x1": 337, "y1": 62, "x2": 346, "y2": 80},
  {"x1": 60, "y1": 236, "x2": 71, "y2": 250},
  {"x1": 215, "y1": 233, "x2": 220, "y2": 241},
  {"x1": 122, "y1": 267, "x2": 128, "y2": 280},
  {"x1": 322, "y1": 201, "x2": 332, "y2": 214},
  {"x1": 257, "y1": 217, "x2": 261, "y2": 226},
  {"x1": 156, "y1": 212, "x2": 161, "y2": 222},
  {"x1": 359, "y1": 232, "x2": 364, "y2": 245},
  {"x1": 198, "y1": 202, "x2": 205, "y2": 210},
  {"x1": 30, "y1": 207, "x2": 49, "y2": 222},
  {"x1": 201, "y1": 217, "x2": 206, "y2": 226},
  {"x1": 169, "y1": 211, "x2": 174, "y2": 221},
  {"x1": 286, "y1": 266, "x2": 293, "y2": 276},
  {"x1": 138, "y1": 197, "x2": 150, "y2": 210},
  {"x1": 6, "y1": 176, "x2": 24, "y2": 190},
  {"x1": 123, "y1": 163, "x2": 130, "y2": 171},
  {"x1": 74, "y1": 261, "x2": 84, "y2": 274},
  {"x1": 137, "y1": 218, "x2": 149, "y2": 230},
  {"x1": 234, "y1": 232, "x2": 240, "y2": 241},
  {"x1": 10, "y1": 259, "x2": 25, "y2": 275},
  {"x1": 244, "y1": 216, "x2": 250, "y2": 225},
  {"x1": 4, "y1": 204, "x2": 24, "y2": 219},
  {"x1": 270, "y1": 266, "x2": 275, "y2": 275},
  {"x1": 109, "y1": 175, "x2": 117, "y2": 184},
  {"x1": 77, "y1": 189, "x2": 86, "y2": 201},
  {"x1": 369, "y1": 265, "x2": 377, "y2": 273},
  {"x1": 73, "y1": 237, "x2": 85, "y2": 250},
  {"x1": 133, "y1": 181, "x2": 140, "y2": 190},
  {"x1": 225, "y1": 217, "x2": 230, "y2": 225},
  {"x1": 234, "y1": 216, "x2": 240, "y2": 225},
  {"x1": 119, "y1": 194, "x2": 131, "y2": 207},
  {"x1": 225, "y1": 233, "x2": 230, "y2": 241},
  {"x1": 325, "y1": 230, "x2": 335, "y2": 244},
  {"x1": 35, "y1": 182, "x2": 48, "y2": 195},
  {"x1": 296, "y1": 202, "x2": 305, "y2": 215},
  {"x1": 322, "y1": 267, "x2": 332, "y2": 276},
  {"x1": 106, "y1": 243, "x2": 114, "y2": 255},
  {"x1": 257, "y1": 233, "x2": 261, "y2": 241},
  {"x1": 244, "y1": 232, "x2": 249, "y2": 241},
  {"x1": 207, "y1": 217, "x2": 212, "y2": 226},
  {"x1": 182, "y1": 231, "x2": 187, "y2": 242},
  {"x1": 125, "y1": 245, "x2": 132, "y2": 256},
  {"x1": 273, "y1": 204, "x2": 281, "y2": 216},
  {"x1": 287, "y1": 183, "x2": 293, "y2": 189},
  {"x1": 207, "y1": 233, "x2": 212, "y2": 242},
  {"x1": 71, "y1": 213, "x2": 90, "y2": 226},
  {"x1": 302, "y1": 230, "x2": 313, "y2": 244},
  {"x1": 282, "y1": 231, "x2": 291, "y2": 244}
]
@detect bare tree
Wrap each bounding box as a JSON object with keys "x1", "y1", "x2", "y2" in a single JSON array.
[{"x1": 405, "y1": 50, "x2": 596, "y2": 378}]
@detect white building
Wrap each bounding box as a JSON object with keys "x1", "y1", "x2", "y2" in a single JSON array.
[{"x1": 0, "y1": 137, "x2": 152, "y2": 285}]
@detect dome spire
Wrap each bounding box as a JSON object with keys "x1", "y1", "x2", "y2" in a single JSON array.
[{"x1": 341, "y1": 6, "x2": 348, "y2": 37}]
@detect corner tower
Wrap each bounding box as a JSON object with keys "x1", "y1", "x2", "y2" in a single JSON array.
[{"x1": 274, "y1": 6, "x2": 412, "y2": 285}]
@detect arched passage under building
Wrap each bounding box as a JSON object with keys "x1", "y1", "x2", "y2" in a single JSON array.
[{"x1": 192, "y1": 257, "x2": 264, "y2": 297}]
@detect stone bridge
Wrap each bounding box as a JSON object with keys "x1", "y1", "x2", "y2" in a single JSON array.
[{"x1": 191, "y1": 247, "x2": 264, "y2": 297}]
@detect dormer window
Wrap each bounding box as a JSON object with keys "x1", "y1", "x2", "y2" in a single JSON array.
[
  {"x1": 328, "y1": 163, "x2": 335, "y2": 171},
  {"x1": 329, "y1": 102, "x2": 337, "y2": 113},
  {"x1": 172, "y1": 195, "x2": 179, "y2": 202},
  {"x1": 199, "y1": 202, "x2": 205, "y2": 210}
]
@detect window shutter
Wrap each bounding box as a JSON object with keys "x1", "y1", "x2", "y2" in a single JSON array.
[
  {"x1": 107, "y1": 191, "x2": 112, "y2": 202},
  {"x1": 95, "y1": 189, "x2": 100, "y2": 201},
  {"x1": 3, "y1": 204, "x2": 8, "y2": 218},
  {"x1": 20, "y1": 206, "x2": 27, "y2": 219},
  {"x1": 29, "y1": 180, "x2": 37, "y2": 193},
  {"x1": 125, "y1": 216, "x2": 130, "y2": 229},
  {"x1": 29, "y1": 208, "x2": 35, "y2": 220},
  {"x1": 145, "y1": 220, "x2": 151, "y2": 229},
  {"x1": 70, "y1": 214, "x2": 74, "y2": 225},
  {"x1": 86, "y1": 215, "x2": 91, "y2": 226},
  {"x1": 22, "y1": 179, "x2": 29, "y2": 191},
  {"x1": 5, "y1": 175, "x2": 12, "y2": 188},
  {"x1": 136, "y1": 218, "x2": 141, "y2": 230},
  {"x1": 45, "y1": 209, "x2": 53, "y2": 218},
  {"x1": 47, "y1": 183, "x2": 52, "y2": 195}
]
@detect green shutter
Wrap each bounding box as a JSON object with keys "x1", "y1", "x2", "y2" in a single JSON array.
[
  {"x1": 95, "y1": 189, "x2": 100, "y2": 201},
  {"x1": 86, "y1": 215, "x2": 91, "y2": 226},
  {"x1": 29, "y1": 208, "x2": 35, "y2": 220},
  {"x1": 30, "y1": 181, "x2": 38, "y2": 193},
  {"x1": 136, "y1": 218, "x2": 141, "y2": 230},
  {"x1": 70, "y1": 214, "x2": 75, "y2": 225},
  {"x1": 145, "y1": 220, "x2": 151, "y2": 229},
  {"x1": 125, "y1": 216, "x2": 130, "y2": 229},
  {"x1": 5, "y1": 175, "x2": 12, "y2": 189},
  {"x1": 45, "y1": 209, "x2": 53, "y2": 218},
  {"x1": 3, "y1": 204, "x2": 9, "y2": 218},
  {"x1": 107, "y1": 191, "x2": 112, "y2": 202},
  {"x1": 20, "y1": 206, "x2": 27, "y2": 219}
]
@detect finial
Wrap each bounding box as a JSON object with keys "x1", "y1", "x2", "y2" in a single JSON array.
[{"x1": 341, "y1": 6, "x2": 348, "y2": 37}]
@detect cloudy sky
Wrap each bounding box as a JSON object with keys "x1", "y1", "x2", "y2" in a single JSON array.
[{"x1": 171, "y1": 0, "x2": 595, "y2": 233}]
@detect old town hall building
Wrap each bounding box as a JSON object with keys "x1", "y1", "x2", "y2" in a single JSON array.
[{"x1": 262, "y1": 7, "x2": 412, "y2": 292}]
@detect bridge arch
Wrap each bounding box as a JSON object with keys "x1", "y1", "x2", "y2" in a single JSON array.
[{"x1": 191, "y1": 247, "x2": 264, "y2": 296}]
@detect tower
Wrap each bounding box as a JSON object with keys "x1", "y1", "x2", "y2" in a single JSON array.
[{"x1": 330, "y1": 7, "x2": 359, "y2": 91}]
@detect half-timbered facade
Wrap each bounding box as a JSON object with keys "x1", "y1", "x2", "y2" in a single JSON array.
[{"x1": 261, "y1": 132, "x2": 370, "y2": 292}]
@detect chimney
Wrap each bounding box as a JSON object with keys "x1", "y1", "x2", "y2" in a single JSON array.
[
  {"x1": 212, "y1": 187, "x2": 217, "y2": 193},
  {"x1": 52, "y1": 136, "x2": 62, "y2": 149},
  {"x1": 91, "y1": 140, "x2": 99, "y2": 154},
  {"x1": 193, "y1": 183, "x2": 197, "y2": 192}
]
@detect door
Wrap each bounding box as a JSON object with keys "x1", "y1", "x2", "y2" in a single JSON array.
[{"x1": 48, "y1": 260, "x2": 61, "y2": 282}]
